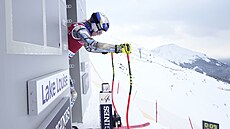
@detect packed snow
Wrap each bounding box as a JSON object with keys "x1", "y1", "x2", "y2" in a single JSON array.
[{"x1": 73, "y1": 44, "x2": 230, "y2": 129}]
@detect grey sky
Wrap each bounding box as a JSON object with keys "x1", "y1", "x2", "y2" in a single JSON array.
[{"x1": 86, "y1": 0, "x2": 230, "y2": 59}]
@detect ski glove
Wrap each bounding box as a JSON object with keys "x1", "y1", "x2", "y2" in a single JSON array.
[{"x1": 115, "y1": 43, "x2": 132, "y2": 54}]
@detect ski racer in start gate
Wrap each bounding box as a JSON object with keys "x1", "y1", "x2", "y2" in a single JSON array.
[{"x1": 68, "y1": 12, "x2": 132, "y2": 105}]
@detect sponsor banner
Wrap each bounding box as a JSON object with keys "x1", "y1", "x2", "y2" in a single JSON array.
[
  {"x1": 202, "y1": 120, "x2": 219, "y2": 129},
  {"x1": 100, "y1": 104, "x2": 113, "y2": 129},
  {"x1": 28, "y1": 69, "x2": 70, "y2": 115},
  {"x1": 37, "y1": 97, "x2": 71, "y2": 129},
  {"x1": 99, "y1": 92, "x2": 112, "y2": 105}
]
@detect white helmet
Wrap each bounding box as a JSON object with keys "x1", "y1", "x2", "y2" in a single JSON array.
[{"x1": 90, "y1": 12, "x2": 110, "y2": 32}]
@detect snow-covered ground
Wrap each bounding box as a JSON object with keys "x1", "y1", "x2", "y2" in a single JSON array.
[{"x1": 73, "y1": 44, "x2": 230, "y2": 129}]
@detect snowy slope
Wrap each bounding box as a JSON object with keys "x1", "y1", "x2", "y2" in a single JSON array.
[
  {"x1": 72, "y1": 41, "x2": 230, "y2": 129},
  {"x1": 131, "y1": 55, "x2": 230, "y2": 128},
  {"x1": 151, "y1": 43, "x2": 210, "y2": 65},
  {"x1": 152, "y1": 44, "x2": 230, "y2": 84}
]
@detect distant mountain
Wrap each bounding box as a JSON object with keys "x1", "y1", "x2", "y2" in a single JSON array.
[
  {"x1": 219, "y1": 58, "x2": 230, "y2": 66},
  {"x1": 151, "y1": 44, "x2": 230, "y2": 84}
]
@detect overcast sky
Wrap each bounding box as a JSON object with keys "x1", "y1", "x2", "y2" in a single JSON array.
[{"x1": 86, "y1": 0, "x2": 230, "y2": 59}]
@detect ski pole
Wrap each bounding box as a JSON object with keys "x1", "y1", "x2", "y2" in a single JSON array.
[
  {"x1": 111, "y1": 53, "x2": 118, "y2": 115},
  {"x1": 126, "y1": 53, "x2": 132, "y2": 129}
]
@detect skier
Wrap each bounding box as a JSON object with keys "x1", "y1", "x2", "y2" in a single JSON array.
[{"x1": 68, "y1": 12, "x2": 132, "y2": 106}]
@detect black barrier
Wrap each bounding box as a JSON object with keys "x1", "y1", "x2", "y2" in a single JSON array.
[{"x1": 37, "y1": 98, "x2": 71, "y2": 129}]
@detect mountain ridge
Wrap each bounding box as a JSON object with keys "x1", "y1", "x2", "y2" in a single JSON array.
[{"x1": 151, "y1": 44, "x2": 230, "y2": 84}]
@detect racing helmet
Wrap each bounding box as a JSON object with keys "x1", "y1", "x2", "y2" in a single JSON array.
[{"x1": 90, "y1": 12, "x2": 109, "y2": 32}]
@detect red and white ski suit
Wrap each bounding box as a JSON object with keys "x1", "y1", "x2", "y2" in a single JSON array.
[{"x1": 68, "y1": 22, "x2": 116, "y2": 58}]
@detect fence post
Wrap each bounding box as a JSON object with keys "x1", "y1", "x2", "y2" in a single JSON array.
[
  {"x1": 188, "y1": 116, "x2": 194, "y2": 129},
  {"x1": 156, "y1": 100, "x2": 158, "y2": 123}
]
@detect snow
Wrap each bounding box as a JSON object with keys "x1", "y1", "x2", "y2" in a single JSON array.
[
  {"x1": 151, "y1": 44, "x2": 210, "y2": 65},
  {"x1": 72, "y1": 44, "x2": 230, "y2": 129}
]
